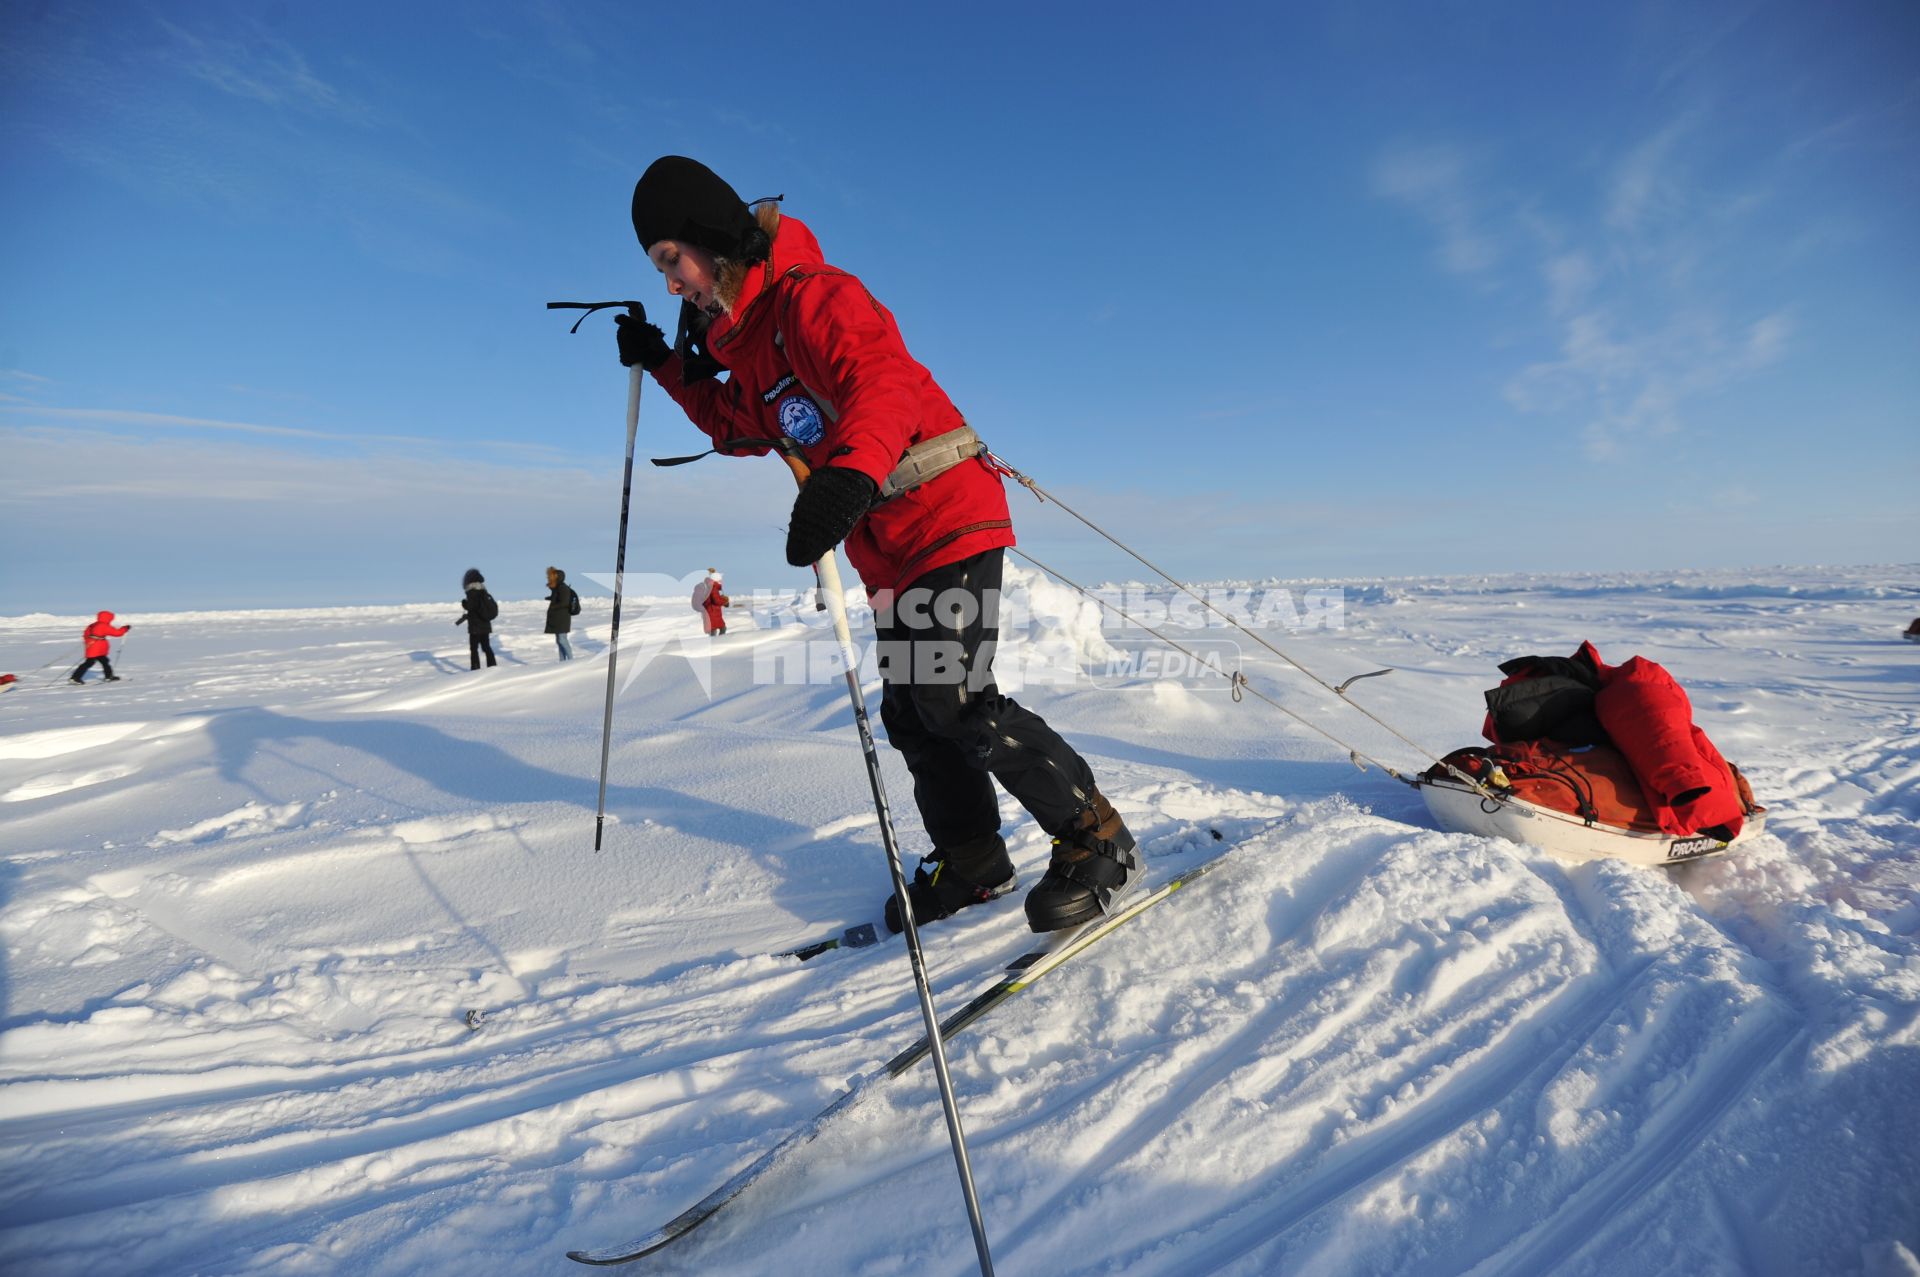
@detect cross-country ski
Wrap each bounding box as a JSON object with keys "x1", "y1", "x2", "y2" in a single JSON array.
[{"x1": 569, "y1": 827, "x2": 1231, "y2": 1265}]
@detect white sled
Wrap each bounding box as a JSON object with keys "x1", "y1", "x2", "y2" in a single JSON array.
[{"x1": 1417, "y1": 774, "x2": 1766, "y2": 867}]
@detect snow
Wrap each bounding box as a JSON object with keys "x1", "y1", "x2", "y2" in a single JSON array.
[{"x1": 1, "y1": 563, "x2": 1916, "y2": 1276}]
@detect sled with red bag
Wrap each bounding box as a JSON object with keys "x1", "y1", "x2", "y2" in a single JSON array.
[{"x1": 1416, "y1": 642, "x2": 1765, "y2": 866}]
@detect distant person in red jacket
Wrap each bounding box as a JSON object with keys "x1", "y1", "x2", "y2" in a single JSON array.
[
  {"x1": 70, "y1": 610, "x2": 130, "y2": 684},
  {"x1": 692, "y1": 568, "x2": 730, "y2": 636},
  {"x1": 616, "y1": 156, "x2": 1137, "y2": 936}
]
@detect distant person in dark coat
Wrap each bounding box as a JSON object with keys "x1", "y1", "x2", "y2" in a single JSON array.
[
  {"x1": 70, "y1": 610, "x2": 130, "y2": 683},
  {"x1": 545, "y1": 566, "x2": 580, "y2": 660},
  {"x1": 457, "y1": 568, "x2": 499, "y2": 669}
]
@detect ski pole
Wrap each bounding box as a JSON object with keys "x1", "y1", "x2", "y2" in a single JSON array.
[
  {"x1": 776, "y1": 443, "x2": 996, "y2": 1276},
  {"x1": 547, "y1": 299, "x2": 649, "y2": 851}
]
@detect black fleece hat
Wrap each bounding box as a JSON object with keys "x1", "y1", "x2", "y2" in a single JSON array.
[
  {"x1": 463, "y1": 568, "x2": 484, "y2": 587},
  {"x1": 631, "y1": 156, "x2": 757, "y2": 258}
]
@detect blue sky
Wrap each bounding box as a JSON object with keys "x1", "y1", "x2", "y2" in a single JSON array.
[{"x1": 2, "y1": 0, "x2": 1915, "y2": 613}]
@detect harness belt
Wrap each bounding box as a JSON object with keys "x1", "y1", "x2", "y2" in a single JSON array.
[{"x1": 874, "y1": 424, "x2": 985, "y2": 503}]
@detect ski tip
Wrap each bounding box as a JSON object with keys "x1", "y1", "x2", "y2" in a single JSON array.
[{"x1": 566, "y1": 1233, "x2": 675, "y2": 1265}]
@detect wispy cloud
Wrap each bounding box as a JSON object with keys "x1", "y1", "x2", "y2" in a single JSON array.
[
  {"x1": 1543, "y1": 252, "x2": 1597, "y2": 317},
  {"x1": 154, "y1": 17, "x2": 376, "y2": 126},
  {"x1": 0, "y1": 425, "x2": 596, "y2": 506},
  {"x1": 0, "y1": 421, "x2": 792, "y2": 613},
  {"x1": 1380, "y1": 118, "x2": 1794, "y2": 461},
  {"x1": 0, "y1": 405, "x2": 438, "y2": 446},
  {"x1": 1605, "y1": 117, "x2": 1693, "y2": 232},
  {"x1": 1372, "y1": 144, "x2": 1501, "y2": 276},
  {"x1": 2, "y1": 7, "x2": 499, "y2": 274},
  {"x1": 1507, "y1": 309, "x2": 1792, "y2": 458},
  {"x1": 0, "y1": 406, "x2": 590, "y2": 464}
]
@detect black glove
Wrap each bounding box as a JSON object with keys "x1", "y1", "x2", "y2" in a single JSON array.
[
  {"x1": 785, "y1": 467, "x2": 878, "y2": 566},
  {"x1": 614, "y1": 314, "x2": 671, "y2": 370}
]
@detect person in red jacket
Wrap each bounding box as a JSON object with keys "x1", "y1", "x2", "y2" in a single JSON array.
[
  {"x1": 693, "y1": 568, "x2": 730, "y2": 636},
  {"x1": 618, "y1": 156, "x2": 1137, "y2": 935},
  {"x1": 70, "y1": 610, "x2": 130, "y2": 684}
]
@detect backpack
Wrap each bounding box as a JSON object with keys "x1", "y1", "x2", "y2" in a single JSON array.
[
  {"x1": 569, "y1": 588, "x2": 581, "y2": 617},
  {"x1": 482, "y1": 592, "x2": 500, "y2": 622}
]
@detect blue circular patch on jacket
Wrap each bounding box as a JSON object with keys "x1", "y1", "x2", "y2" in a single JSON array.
[{"x1": 778, "y1": 395, "x2": 826, "y2": 447}]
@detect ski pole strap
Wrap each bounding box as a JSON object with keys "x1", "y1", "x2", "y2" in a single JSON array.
[
  {"x1": 653, "y1": 427, "x2": 985, "y2": 500},
  {"x1": 650, "y1": 437, "x2": 783, "y2": 468},
  {"x1": 545, "y1": 299, "x2": 647, "y2": 333},
  {"x1": 1334, "y1": 668, "x2": 1394, "y2": 695}
]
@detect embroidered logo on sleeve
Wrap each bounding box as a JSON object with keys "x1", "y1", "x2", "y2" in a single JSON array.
[{"x1": 778, "y1": 395, "x2": 826, "y2": 447}]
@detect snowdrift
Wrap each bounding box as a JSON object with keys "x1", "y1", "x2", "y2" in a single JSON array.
[{"x1": 0, "y1": 565, "x2": 1914, "y2": 1276}]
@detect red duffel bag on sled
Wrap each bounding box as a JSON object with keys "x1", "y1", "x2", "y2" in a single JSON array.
[{"x1": 1418, "y1": 642, "x2": 1764, "y2": 866}]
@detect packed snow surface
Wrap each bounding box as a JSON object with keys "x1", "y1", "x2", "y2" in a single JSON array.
[{"x1": 1, "y1": 564, "x2": 1915, "y2": 1276}]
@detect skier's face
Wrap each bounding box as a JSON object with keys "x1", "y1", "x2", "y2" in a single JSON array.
[{"x1": 648, "y1": 240, "x2": 722, "y2": 315}]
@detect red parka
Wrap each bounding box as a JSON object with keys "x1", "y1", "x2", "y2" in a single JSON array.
[
  {"x1": 84, "y1": 611, "x2": 128, "y2": 657},
  {"x1": 649, "y1": 216, "x2": 1014, "y2": 598},
  {"x1": 1589, "y1": 650, "x2": 1746, "y2": 839},
  {"x1": 694, "y1": 579, "x2": 729, "y2": 635}
]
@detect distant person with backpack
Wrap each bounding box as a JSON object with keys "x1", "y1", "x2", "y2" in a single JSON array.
[
  {"x1": 545, "y1": 566, "x2": 581, "y2": 660},
  {"x1": 693, "y1": 568, "x2": 729, "y2": 636},
  {"x1": 456, "y1": 569, "x2": 499, "y2": 669},
  {"x1": 70, "y1": 611, "x2": 130, "y2": 684}
]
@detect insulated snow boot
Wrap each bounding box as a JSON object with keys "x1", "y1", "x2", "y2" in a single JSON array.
[
  {"x1": 884, "y1": 832, "x2": 1018, "y2": 934},
  {"x1": 103, "y1": 675, "x2": 121, "y2": 682},
  {"x1": 68, "y1": 677, "x2": 83, "y2": 685},
  {"x1": 1024, "y1": 790, "x2": 1140, "y2": 933}
]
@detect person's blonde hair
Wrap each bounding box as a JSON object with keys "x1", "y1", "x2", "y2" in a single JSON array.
[{"x1": 713, "y1": 202, "x2": 783, "y2": 312}]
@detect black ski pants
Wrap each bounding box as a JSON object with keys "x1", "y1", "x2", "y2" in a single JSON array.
[
  {"x1": 469, "y1": 634, "x2": 496, "y2": 670},
  {"x1": 876, "y1": 548, "x2": 1096, "y2": 850},
  {"x1": 70, "y1": 655, "x2": 115, "y2": 681}
]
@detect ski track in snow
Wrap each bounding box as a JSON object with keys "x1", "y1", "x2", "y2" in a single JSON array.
[{"x1": 0, "y1": 567, "x2": 1916, "y2": 1276}]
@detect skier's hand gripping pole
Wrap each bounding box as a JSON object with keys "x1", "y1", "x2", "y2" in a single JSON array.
[
  {"x1": 777, "y1": 445, "x2": 996, "y2": 1277},
  {"x1": 547, "y1": 300, "x2": 648, "y2": 852}
]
